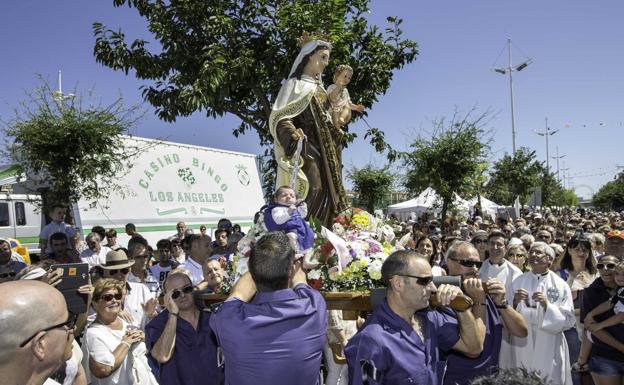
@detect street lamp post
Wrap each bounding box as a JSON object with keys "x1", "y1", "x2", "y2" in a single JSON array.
[
  {"x1": 492, "y1": 38, "x2": 532, "y2": 156},
  {"x1": 552, "y1": 146, "x2": 566, "y2": 183},
  {"x1": 535, "y1": 117, "x2": 558, "y2": 173}
]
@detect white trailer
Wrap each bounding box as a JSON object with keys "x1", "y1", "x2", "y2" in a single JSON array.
[{"x1": 75, "y1": 136, "x2": 265, "y2": 247}]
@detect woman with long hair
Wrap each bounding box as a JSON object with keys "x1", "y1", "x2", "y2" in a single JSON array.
[
  {"x1": 557, "y1": 232, "x2": 599, "y2": 385},
  {"x1": 415, "y1": 235, "x2": 446, "y2": 276}
]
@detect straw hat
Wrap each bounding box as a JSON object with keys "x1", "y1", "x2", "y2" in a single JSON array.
[{"x1": 100, "y1": 249, "x2": 135, "y2": 270}]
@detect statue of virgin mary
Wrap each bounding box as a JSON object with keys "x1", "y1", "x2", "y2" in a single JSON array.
[{"x1": 269, "y1": 35, "x2": 348, "y2": 227}]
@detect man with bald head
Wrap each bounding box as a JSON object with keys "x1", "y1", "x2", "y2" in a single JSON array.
[{"x1": 0, "y1": 280, "x2": 74, "y2": 385}]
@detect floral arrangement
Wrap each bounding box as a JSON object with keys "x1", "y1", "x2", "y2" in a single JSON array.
[{"x1": 307, "y1": 208, "x2": 407, "y2": 292}]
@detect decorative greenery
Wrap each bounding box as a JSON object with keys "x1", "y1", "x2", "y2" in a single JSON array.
[
  {"x1": 92, "y1": 0, "x2": 418, "y2": 195},
  {"x1": 347, "y1": 164, "x2": 395, "y2": 213},
  {"x1": 593, "y1": 178, "x2": 624, "y2": 211},
  {"x1": 485, "y1": 147, "x2": 543, "y2": 206},
  {"x1": 1, "y1": 78, "x2": 143, "y2": 207},
  {"x1": 401, "y1": 109, "x2": 491, "y2": 217}
]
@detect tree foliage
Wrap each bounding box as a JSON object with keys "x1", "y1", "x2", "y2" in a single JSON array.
[
  {"x1": 485, "y1": 147, "x2": 543, "y2": 205},
  {"x1": 1, "y1": 78, "x2": 143, "y2": 207},
  {"x1": 347, "y1": 164, "x2": 395, "y2": 213},
  {"x1": 593, "y1": 178, "x2": 624, "y2": 211},
  {"x1": 93, "y1": 0, "x2": 419, "y2": 192},
  {"x1": 401, "y1": 110, "x2": 491, "y2": 217}
]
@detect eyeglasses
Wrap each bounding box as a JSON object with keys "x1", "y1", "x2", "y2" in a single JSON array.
[
  {"x1": 399, "y1": 274, "x2": 434, "y2": 286},
  {"x1": 99, "y1": 292, "x2": 123, "y2": 302},
  {"x1": 109, "y1": 268, "x2": 130, "y2": 275},
  {"x1": 171, "y1": 285, "x2": 194, "y2": 299},
  {"x1": 597, "y1": 263, "x2": 617, "y2": 270},
  {"x1": 507, "y1": 254, "x2": 526, "y2": 259},
  {"x1": 19, "y1": 313, "x2": 77, "y2": 348},
  {"x1": 0, "y1": 271, "x2": 17, "y2": 279},
  {"x1": 449, "y1": 258, "x2": 483, "y2": 269}
]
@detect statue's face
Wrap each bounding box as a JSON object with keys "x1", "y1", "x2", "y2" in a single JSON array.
[{"x1": 304, "y1": 48, "x2": 330, "y2": 78}]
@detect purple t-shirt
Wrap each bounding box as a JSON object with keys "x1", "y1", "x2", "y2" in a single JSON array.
[
  {"x1": 345, "y1": 298, "x2": 460, "y2": 385},
  {"x1": 442, "y1": 296, "x2": 502, "y2": 385},
  {"x1": 209, "y1": 283, "x2": 327, "y2": 385},
  {"x1": 145, "y1": 310, "x2": 220, "y2": 385}
]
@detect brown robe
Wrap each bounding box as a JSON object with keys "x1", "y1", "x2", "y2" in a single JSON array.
[{"x1": 275, "y1": 89, "x2": 348, "y2": 227}]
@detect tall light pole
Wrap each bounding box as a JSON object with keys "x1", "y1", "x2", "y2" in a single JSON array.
[
  {"x1": 561, "y1": 161, "x2": 570, "y2": 189},
  {"x1": 535, "y1": 117, "x2": 558, "y2": 173},
  {"x1": 552, "y1": 146, "x2": 566, "y2": 182},
  {"x1": 492, "y1": 38, "x2": 532, "y2": 156},
  {"x1": 52, "y1": 70, "x2": 75, "y2": 103}
]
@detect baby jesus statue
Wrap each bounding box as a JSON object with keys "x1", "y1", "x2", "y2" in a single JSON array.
[{"x1": 327, "y1": 64, "x2": 365, "y2": 132}]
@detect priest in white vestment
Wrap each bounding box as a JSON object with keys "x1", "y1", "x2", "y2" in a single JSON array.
[
  {"x1": 479, "y1": 230, "x2": 523, "y2": 368},
  {"x1": 510, "y1": 242, "x2": 576, "y2": 385}
]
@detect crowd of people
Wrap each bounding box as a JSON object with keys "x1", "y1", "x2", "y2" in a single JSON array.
[{"x1": 0, "y1": 202, "x2": 623, "y2": 385}]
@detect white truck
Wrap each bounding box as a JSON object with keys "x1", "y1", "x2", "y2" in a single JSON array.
[{"x1": 0, "y1": 136, "x2": 266, "y2": 253}]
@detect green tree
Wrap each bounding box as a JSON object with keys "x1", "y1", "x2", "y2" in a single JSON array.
[
  {"x1": 593, "y1": 178, "x2": 624, "y2": 210},
  {"x1": 92, "y1": 0, "x2": 418, "y2": 193},
  {"x1": 1, "y1": 79, "x2": 143, "y2": 208},
  {"x1": 485, "y1": 147, "x2": 543, "y2": 205},
  {"x1": 540, "y1": 169, "x2": 566, "y2": 207},
  {"x1": 561, "y1": 189, "x2": 579, "y2": 207},
  {"x1": 347, "y1": 164, "x2": 395, "y2": 213},
  {"x1": 401, "y1": 111, "x2": 490, "y2": 217}
]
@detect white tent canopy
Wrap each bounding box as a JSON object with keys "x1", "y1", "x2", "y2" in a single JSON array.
[
  {"x1": 466, "y1": 196, "x2": 501, "y2": 218},
  {"x1": 387, "y1": 187, "x2": 471, "y2": 221}
]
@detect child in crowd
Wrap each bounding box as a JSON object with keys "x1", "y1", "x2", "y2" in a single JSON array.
[
  {"x1": 263, "y1": 186, "x2": 315, "y2": 262},
  {"x1": 574, "y1": 261, "x2": 624, "y2": 371},
  {"x1": 327, "y1": 64, "x2": 365, "y2": 132},
  {"x1": 39, "y1": 203, "x2": 76, "y2": 256}
]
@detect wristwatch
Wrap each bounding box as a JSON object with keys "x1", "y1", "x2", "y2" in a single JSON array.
[{"x1": 495, "y1": 299, "x2": 509, "y2": 309}]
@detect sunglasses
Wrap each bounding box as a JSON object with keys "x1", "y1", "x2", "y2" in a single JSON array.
[
  {"x1": 450, "y1": 258, "x2": 483, "y2": 269},
  {"x1": 473, "y1": 239, "x2": 487, "y2": 244},
  {"x1": 399, "y1": 274, "x2": 434, "y2": 286},
  {"x1": 109, "y1": 268, "x2": 130, "y2": 275},
  {"x1": 100, "y1": 293, "x2": 123, "y2": 302},
  {"x1": 19, "y1": 313, "x2": 77, "y2": 348},
  {"x1": 172, "y1": 285, "x2": 194, "y2": 299},
  {"x1": 0, "y1": 271, "x2": 17, "y2": 279},
  {"x1": 597, "y1": 263, "x2": 617, "y2": 270}
]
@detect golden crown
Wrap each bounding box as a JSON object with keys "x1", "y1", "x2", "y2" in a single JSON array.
[{"x1": 297, "y1": 31, "x2": 331, "y2": 48}]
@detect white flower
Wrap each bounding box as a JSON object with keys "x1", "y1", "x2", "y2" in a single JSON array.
[
  {"x1": 367, "y1": 259, "x2": 384, "y2": 280},
  {"x1": 308, "y1": 269, "x2": 322, "y2": 280}
]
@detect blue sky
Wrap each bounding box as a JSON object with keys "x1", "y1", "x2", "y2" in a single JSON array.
[{"x1": 1, "y1": 1, "x2": 623, "y2": 200}]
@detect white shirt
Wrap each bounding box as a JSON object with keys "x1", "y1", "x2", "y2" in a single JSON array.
[
  {"x1": 149, "y1": 263, "x2": 174, "y2": 285},
  {"x1": 480, "y1": 258, "x2": 523, "y2": 302},
  {"x1": 39, "y1": 221, "x2": 76, "y2": 254},
  {"x1": 83, "y1": 319, "x2": 158, "y2": 385},
  {"x1": 128, "y1": 271, "x2": 161, "y2": 296},
  {"x1": 124, "y1": 281, "x2": 156, "y2": 329},
  {"x1": 181, "y1": 257, "x2": 204, "y2": 285},
  {"x1": 79, "y1": 246, "x2": 111, "y2": 269}
]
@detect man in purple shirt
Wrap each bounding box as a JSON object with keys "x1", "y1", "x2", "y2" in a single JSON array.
[
  {"x1": 209, "y1": 231, "x2": 327, "y2": 385},
  {"x1": 443, "y1": 242, "x2": 527, "y2": 385},
  {"x1": 345, "y1": 250, "x2": 486, "y2": 385},
  {"x1": 146, "y1": 271, "x2": 220, "y2": 385}
]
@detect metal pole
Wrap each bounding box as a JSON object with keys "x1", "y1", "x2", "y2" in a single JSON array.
[
  {"x1": 508, "y1": 38, "x2": 517, "y2": 155},
  {"x1": 545, "y1": 117, "x2": 550, "y2": 173}
]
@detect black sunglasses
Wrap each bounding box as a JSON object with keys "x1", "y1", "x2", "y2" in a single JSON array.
[
  {"x1": 99, "y1": 293, "x2": 123, "y2": 302},
  {"x1": 597, "y1": 263, "x2": 617, "y2": 270},
  {"x1": 19, "y1": 313, "x2": 77, "y2": 348},
  {"x1": 472, "y1": 239, "x2": 487, "y2": 244},
  {"x1": 0, "y1": 271, "x2": 17, "y2": 279},
  {"x1": 450, "y1": 258, "x2": 483, "y2": 269},
  {"x1": 109, "y1": 268, "x2": 130, "y2": 275},
  {"x1": 399, "y1": 274, "x2": 434, "y2": 286},
  {"x1": 172, "y1": 285, "x2": 194, "y2": 299}
]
